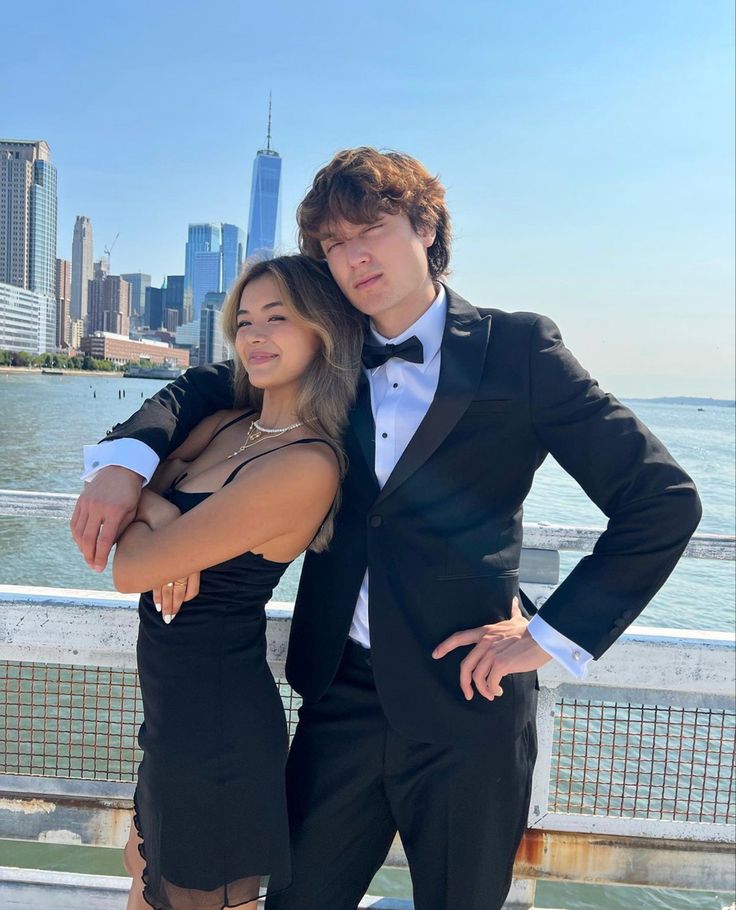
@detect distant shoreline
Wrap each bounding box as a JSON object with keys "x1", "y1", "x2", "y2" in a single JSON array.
[
  {"x1": 623, "y1": 396, "x2": 735, "y2": 408},
  {"x1": 0, "y1": 367, "x2": 124, "y2": 378},
  {"x1": 1, "y1": 368, "x2": 733, "y2": 405}
]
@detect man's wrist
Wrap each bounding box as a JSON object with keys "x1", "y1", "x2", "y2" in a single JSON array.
[
  {"x1": 82, "y1": 439, "x2": 159, "y2": 484},
  {"x1": 527, "y1": 614, "x2": 593, "y2": 679}
]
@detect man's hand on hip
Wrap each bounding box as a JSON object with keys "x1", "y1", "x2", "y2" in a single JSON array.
[
  {"x1": 432, "y1": 596, "x2": 552, "y2": 701},
  {"x1": 70, "y1": 466, "x2": 144, "y2": 572}
]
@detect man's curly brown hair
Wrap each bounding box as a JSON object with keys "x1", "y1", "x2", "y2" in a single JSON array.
[{"x1": 297, "y1": 147, "x2": 451, "y2": 280}]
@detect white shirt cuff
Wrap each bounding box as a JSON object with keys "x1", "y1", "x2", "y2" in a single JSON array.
[
  {"x1": 528, "y1": 614, "x2": 593, "y2": 679},
  {"x1": 82, "y1": 439, "x2": 160, "y2": 485}
]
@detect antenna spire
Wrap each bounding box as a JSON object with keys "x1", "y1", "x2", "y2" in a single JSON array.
[{"x1": 266, "y1": 92, "x2": 272, "y2": 151}]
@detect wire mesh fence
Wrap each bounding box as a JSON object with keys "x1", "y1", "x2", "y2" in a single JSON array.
[{"x1": 2, "y1": 660, "x2": 734, "y2": 828}]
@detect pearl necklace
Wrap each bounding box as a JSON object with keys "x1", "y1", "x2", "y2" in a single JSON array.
[{"x1": 226, "y1": 417, "x2": 304, "y2": 459}]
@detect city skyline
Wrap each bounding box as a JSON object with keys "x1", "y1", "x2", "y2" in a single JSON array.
[{"x1": 2, "y1": 0, "x2": 733, "y2": 396}]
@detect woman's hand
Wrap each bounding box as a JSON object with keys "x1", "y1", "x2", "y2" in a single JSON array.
[
  {"x1": 132, "y1": 490, "x2": 197, "y2": 621},
  {"x1": 153, "y1": 572, "x2": 200, "y2": 624}
]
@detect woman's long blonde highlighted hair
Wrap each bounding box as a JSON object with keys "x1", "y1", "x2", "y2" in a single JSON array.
[{"x1": 222, "y1": 254, "x2": 364, "y2": 552}]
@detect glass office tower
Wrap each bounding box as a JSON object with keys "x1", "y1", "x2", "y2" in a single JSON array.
[
  {"x1": 221, "y1": 223, "x2": 245, "y2": 293},
  {"x1": 245, "y1": 98, "x2": 281, "y2": 261},
  {"x1": 246, "y1": 150, "x2": 281, "y2": 260},
  {"x1": 28, "y1": 156, "x2": 57, "y2": 298},
  {"x1": 184, "y1": 223, "x2": 222, "y2": 320},
  {"x1": 0, "y1": 140, "x2": 57, "y2": 299},
  {"x1": 121, "y1": 273, "x2": 151, "y2": 324},
  {"x1": 164, "y1": 274, "x2": 185, "y2": 324}
]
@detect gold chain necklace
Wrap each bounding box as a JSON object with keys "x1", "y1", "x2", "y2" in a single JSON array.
[{"x1": 226, "y1": 418, "x2": 304, "y2": 460}]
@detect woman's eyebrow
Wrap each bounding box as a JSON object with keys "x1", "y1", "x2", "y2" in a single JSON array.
[{"x1": 236, "y1": 301, "x2": 284, "y2": 315}]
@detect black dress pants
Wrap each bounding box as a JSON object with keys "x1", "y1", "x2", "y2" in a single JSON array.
[{"x1": 266, "y1": 640, "x2": 537, "y2": 910}]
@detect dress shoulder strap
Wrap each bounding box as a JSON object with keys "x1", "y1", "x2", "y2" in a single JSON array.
[
  {"x1": 209, "y1": 409, "x2": 256, "y2": 443},
  {"x1": 222, "y1": 438, "x2": 338, "y2": 487}
]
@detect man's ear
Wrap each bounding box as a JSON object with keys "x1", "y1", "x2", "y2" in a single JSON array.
[{"x1": 418, "y1": 226, "x2": 436, "y2": 249}]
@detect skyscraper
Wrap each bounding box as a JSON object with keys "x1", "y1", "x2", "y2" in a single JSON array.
[
  {"x1": 88, "y1": 275, "x2": 130, "y2": 335},
  {"x1": 245, "y1": 98, "x2": 282, "y2": 260},
  {"x1": 71, "y1": 215, "x2": 94, "y2": 325},
  {"x1": 0, "y1": 139, "x2": 58, "y2": 298},
  {"x1": 199, "y1": 291, "x2": 228, "y2": 365},
  {"x1": 93, "y1": 258, "x2": 109, "y2": 281},
  {"x1": 55, "y1": 258, "x2": 71, "y2": 347},
  {"x1": 121, "y1": 272, "x2": 151, "y2": 326},
  {"x1": 163, "y1": 275, "x2": 185, "y2": 324},
  {"x1": 145, "y1": 285, "x2": 165, "y2": 331},
  {"x1": 221, "y1": 223, "x2": 245, "y2": 293},
  {"x1": 184, "y1": 223, "x2": 222, "y2": 320},
  {"x1": 192, "y1": 250, "x2": 222, "y2": 318}
]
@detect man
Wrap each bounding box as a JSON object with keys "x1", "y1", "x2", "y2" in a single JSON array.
[{"x1": 72, "y1": 148, "x2": 701, "y2": 910}]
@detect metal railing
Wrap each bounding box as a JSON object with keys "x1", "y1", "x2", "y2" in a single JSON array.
[{"x1": 0, "y1": 489, "x2": 734, "y2": 910}]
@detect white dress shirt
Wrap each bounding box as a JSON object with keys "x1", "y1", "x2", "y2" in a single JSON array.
[
  {"x1": 82, "y1": 287, "x2": 592, "y2": 678},
  {"x1": 348, "y1": 288, "x2": 447, "y2": 646}
]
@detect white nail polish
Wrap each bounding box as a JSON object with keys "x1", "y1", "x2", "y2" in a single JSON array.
[
  {"x1": 154, "y1": 603, "x2": 161, "y2": 612},
  {"x1": 163, "y1": 614, "x2": 172, "y2": 624}
]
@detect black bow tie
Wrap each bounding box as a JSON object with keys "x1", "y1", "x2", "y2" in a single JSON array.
[{"x1": 361, "y1": 335, "x2": 424, "y2": 370}]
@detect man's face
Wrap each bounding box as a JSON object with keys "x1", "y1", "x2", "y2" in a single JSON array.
[{"x1": 319, "y1": 212, "x2": 436, "y2": 336}]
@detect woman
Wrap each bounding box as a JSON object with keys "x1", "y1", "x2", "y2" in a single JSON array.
[{"x1": 112, "y1": 255, "x2": 363, "y2": 910}]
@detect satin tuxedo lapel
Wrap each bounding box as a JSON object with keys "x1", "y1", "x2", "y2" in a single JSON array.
[
  {"x1": 375, "y1": 288, "x2": 492, "y2": 506},
  {"x1": 346, "y1": 373, "x2": 379, "y2": 491}
]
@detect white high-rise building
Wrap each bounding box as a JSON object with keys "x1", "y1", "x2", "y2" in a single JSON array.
[
  {"x1": 0, "y1": 282, "x2": 57, "y2": 354},
  {"x1": 71, "y1": 215, "x2": 94, "y2": 325}
]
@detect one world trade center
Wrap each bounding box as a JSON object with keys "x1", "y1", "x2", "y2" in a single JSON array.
[{"x1": 245, "y1": 97, "x2": 282, "y2": 260}]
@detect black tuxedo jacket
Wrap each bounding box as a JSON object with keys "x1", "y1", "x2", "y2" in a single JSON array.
[{"x1": 106, "y1": 287, "x2": 701, "y2": 744}]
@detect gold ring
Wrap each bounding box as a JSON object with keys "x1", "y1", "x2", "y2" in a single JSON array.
[
  {"x1": 166, "y1": 582, "x2": 174, "y2": 588},
  {"x1": 173, "y1": 580, "x2": 187, "y2": 587}
]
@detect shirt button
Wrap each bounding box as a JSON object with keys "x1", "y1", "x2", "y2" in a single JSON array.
[
  {"x1": 369, "y1": 515, "x2": 383, "y2": 528},
  {"x1": 92, "y1": 461, "x2": 100, "y2": 468},
  {"x1": 572, "y1": 650, "x2": 581, "y2": 661},
  {"x1": 381, "y1": 432, "x2": 388, "y2": 438},
  {"x1": 392, "y1": 383, "x2": 398, "y2": 389}
]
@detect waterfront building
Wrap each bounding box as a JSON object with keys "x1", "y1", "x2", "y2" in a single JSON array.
[
  {"x1": 0, "y1": 140, "x2": 58, "y2": 299},
  {"x1": 163, "y1": 274, "x2": 185, "y2": 323},
  {"x1": 199, "y1": 291, "x2": 228, "y2": 365},
  {"x1": 55, "y1": 258, "x2": 71, "y2": 348},
  {"x1": 71, "y1": 215, "x2": 93, "y2": 326},
  {"x1": 0, "y1": 281, "x2": 57, "y2": 354},
  {"x1": 69, "y1": 318, "x2": 84, "y2": 350},
  {"x1": 184, "y1": 223, "x2": 221, "y2": 321},
  {"x1": 120, "y1": 272, "x2": 151, "y2": 327},
  {"x1": 144, "y1": 286, "x2": 165, "y2": 330},
  {"x1": 88, "y1": 275, "x2": 130, "y2": 336},
  {"x1": 221, "y1": 223, "x2": 245, "y2": 293},
  {"x1": 80, "y1": 331, "x2": 190, "y2": 368},
  {"x1": 245, "y1": 100, "x2": 281, "y2": 260}
]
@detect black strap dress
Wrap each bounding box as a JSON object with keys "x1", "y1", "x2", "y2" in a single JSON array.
[{"x1": 134, "y1": 427, "x2": 330, "y2": 909}]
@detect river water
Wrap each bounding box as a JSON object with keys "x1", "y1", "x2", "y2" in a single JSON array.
[{"x1": 0, "y1": 371, "x2": 734, "y2": 908}]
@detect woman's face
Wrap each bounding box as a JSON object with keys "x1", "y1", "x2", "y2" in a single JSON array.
[{"x1": 234, "y1": 273, "x2": 322, "y2": 393}]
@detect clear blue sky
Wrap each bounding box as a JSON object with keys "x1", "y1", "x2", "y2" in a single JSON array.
[{"x1": 2, "y1": 0, "x2": 733, "y2": 396}]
